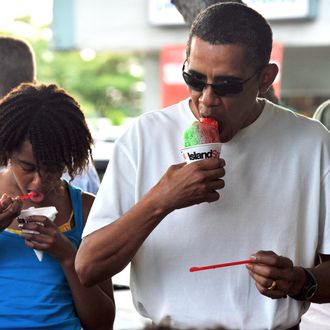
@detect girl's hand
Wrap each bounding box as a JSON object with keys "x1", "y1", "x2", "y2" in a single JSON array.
[
  {"x1": 20, "y1": 216, "x2": 76, "y2": 264},
  {"x1": 0, "y1": 194, "x2": 22, "y2": 232}
]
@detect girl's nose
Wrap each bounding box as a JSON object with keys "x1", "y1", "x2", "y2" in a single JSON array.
[{"x1": 31, "y1": 171, "x2": 42, "y2": 186}]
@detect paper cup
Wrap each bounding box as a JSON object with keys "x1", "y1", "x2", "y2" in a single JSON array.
[
  {"x1": 181, "y1": 142, "x2": 221, "y2": 164},
  {"x1": 18, "y1": 206, "x2": 58, "y2": 262}
]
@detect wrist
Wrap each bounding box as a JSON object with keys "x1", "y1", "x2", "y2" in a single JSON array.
[
  {"x1": 58, "y1": 246, "x2": 77, "y2": 268},
  {"x1": 142, "y1": 189, "x2": 173, "y2": 219},
  {"x1": 290, "y1": 267, "x2": 307, "y2": 295},
  {"x1": 289, "y1": 267, "x2": 318, "y2": 301},
  {"x1": 60, "y1": 254, "x2": 76, "y2": 268}
]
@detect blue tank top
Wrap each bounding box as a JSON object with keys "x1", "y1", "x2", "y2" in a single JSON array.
[{"x1": 0, "y1": 183, "x2": 83, "y2": 329}]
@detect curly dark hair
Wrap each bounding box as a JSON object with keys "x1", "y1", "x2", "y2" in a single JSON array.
[
  {"x1": 0, "y1": 83, "x2": 94, "y2": 179},
  {"x1": 186, "y1": 2, "x2": 273, "y2": 69}
]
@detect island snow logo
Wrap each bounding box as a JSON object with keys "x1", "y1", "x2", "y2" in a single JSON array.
[{"x1": 186, "y1": 148, "x2": 220, "y2": 161}]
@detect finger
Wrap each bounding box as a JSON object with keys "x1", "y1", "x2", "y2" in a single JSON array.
[
  {"x1": 183, "y1": 190, "x2": 220, "y2": 205},
  {"x1": 249, "y1": 270, "x2": 279, "y2": 291},
  {"x1": 190, "y1": 157, "x2": 226, "y2": 171},
  {"x1": 0, "y1": 194, "x2": 12, "y2": 210},
  {"x1": 254, "y1": 280, "x2": 287, "y2": 299},
  {"x1": 247, "y1": 262, "x2": 293, "y2": 294},
  {"x1": 248, "y1": 270, "x2": 287, "y2": 298},
  {"x1": 0, "y1": 193, "x2": 8, "y2": 204},
  {"x1": 21, "y1": 222, "x2": 55, "y2": 236},
  {"x1": 207, "y1": 178, "x2": 225, "y2": 191},
  {"x1": 204, "y1": 191, "x2": 221, "y2": 203},
  {"x1": 170, "y1": 162, "x2": 187, "y2": 170},
  {"x1": 21, "y1": 230, "x2": 40, "y2": 239},
  {"x1": 251, "y1": 251, "x2": 292, "y2": 269},
  {"x1": 22, "y1": 230, "x2": 55, "y2": 244},
  {"x1": 25, "y1": 216, "x2": 57, "y2": 229},
  {"x1": 247, "y1": 261, "x2": 281, "y2": 280},
  {"x1": 0, "y1": 199, "x2": 22, "y2": 218},
  {"x1": 203, "y1": 167, "x2": 226, "y2": 180},
  {"x1": 24, "y1": 215, "x2": 48, "y2": 223},
  {"x1": 25, "y1": 238, "x2": 49, "y2": 250}
]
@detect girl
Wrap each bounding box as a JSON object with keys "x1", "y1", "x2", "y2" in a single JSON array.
[{"x1": 0, "y1": 83, "x2": 114, "y2": 330}]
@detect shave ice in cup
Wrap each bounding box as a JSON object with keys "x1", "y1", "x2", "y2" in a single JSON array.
[
  {"x1": 18, "y1": 206, "x2": 58, "y2": 261},
  {"x1": 181, "y1": 117, "x2": 221, "y2": 163}
]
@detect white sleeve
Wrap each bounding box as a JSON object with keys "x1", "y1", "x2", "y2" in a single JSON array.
[
  {"x1": 82, "y1": 138, "x2": 136, "y2": 238},
  {"x1": 319, "y1": 168, "x2": 330, "y2": 254},
  {"x1": 318, "y1": 129, "x2": 330, "y2": 254}
]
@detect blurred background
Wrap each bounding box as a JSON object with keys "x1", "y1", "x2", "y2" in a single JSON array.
[
  {"x1": 1, "y1": 0, "x2": 330, "y2": 328},
  {"x1": 3, "y1": 0, "x2": 330, "y2": 172}
]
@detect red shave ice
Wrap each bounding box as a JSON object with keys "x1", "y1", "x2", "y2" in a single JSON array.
[
  {"x1": 199, "y1": 117, "x2": 220, "y2": 144},
  {"x1": 183, "y1": 117, "x2": 220, "y2": 147}
]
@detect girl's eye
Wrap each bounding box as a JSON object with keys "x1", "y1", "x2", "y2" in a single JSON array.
[{"x1": 20, "y1": 165, "x2": 36, "y2": 173}]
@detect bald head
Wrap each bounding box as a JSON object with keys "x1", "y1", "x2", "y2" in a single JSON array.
[{"x1": 0, "y1": 36, "x2": 36, "y2": 98}]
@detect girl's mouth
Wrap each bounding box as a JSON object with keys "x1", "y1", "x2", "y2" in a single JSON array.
[{"x1": 29, "y1": 191, "x2": 45, "y2": 204}]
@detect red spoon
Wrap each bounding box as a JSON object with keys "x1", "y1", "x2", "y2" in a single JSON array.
[
  {"x1": 18, "y1": 192, "x2": 37, "y2": 200},
  {"x1": 190, "y1": 259, "x2": 253, "y2": 272}
]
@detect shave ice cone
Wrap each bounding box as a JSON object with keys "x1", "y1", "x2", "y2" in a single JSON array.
[
  {"x1": 181, "y1": 117, "x2": 221, "y2": 163},
  {"x1": 18, "y1": 206, "x2": 58, "y2": 261}
]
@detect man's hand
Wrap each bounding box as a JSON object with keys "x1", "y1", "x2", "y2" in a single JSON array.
[
  {"x1": 246, "y1": 250, "x2": 306, "y2": 299},
  {"x1": 149, "y1": 157, "x2": 225, "y2": 214}
]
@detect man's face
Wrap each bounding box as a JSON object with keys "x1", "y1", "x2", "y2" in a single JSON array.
[{"x1": 185, "y1": 37, "x2": 264, "y2": 143}]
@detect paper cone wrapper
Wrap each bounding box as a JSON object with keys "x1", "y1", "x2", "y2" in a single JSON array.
[
  {"x1": 181, "y1": 142, "x2": 221, "y2": 164},
  {"x1": 18, "y1": 206, "x2": 58, "y2": 261}
]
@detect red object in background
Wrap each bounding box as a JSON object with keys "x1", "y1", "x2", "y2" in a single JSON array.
[
  {"x1": 160, "y1": 42, "x2": 283, "y2": 108},
  {"x1": 270, "y1": 41, "x2": 283, "y2": 100},
  {"x1": 160, "y1": 45, "x2": 189, "y2": 108}
]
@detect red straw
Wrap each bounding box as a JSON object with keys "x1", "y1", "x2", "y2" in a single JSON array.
[
  {"x1": 190, "y1": 259, "x2": 253, "y2": 272},
  {"x1": 18, "y1": 192, "x2": 37, "y2": 200}
]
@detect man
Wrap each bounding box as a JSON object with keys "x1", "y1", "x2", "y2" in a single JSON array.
[
  {"x1": 300, "y1": 100, "x2": 330, "y2": 329},
  {"x1": 76, "y1": 3, "x2": 330, "y2": 329},
  {"x1": 0, "y1": 36, "x2": 100, "y2": 194}
]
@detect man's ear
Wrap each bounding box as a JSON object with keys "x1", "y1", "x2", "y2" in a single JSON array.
[{"x1": 258, "y1": 63, "x2": 279, "y2": 94}]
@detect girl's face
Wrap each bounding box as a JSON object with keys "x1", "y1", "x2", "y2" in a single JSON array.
[{"x1": 9, "y1": 140, "x2": 63, "y2": 204}]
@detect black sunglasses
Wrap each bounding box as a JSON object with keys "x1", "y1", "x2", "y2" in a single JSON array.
[{"x1": 182, "y1": 60, "x2": 265, "y2": 97}]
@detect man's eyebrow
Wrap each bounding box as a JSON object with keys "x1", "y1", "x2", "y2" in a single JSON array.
[{"x1": 188, "y1": 69, "x2": 242, "y2": 81}]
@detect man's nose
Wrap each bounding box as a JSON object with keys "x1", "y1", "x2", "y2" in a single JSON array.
[{"x1": 199, "y1": 85, "x2": 220, "y2": 106}]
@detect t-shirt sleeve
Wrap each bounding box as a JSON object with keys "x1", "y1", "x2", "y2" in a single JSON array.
[
  {"x1": 82, "y1": 139, "x2": 136, "y2": 238},
  {"x1": 318, "y1": 167, "x2": 330, "y2": 254}
]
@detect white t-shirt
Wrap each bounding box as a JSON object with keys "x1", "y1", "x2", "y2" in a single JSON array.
[
  {"x1": 300, "y1": 102, "x2": 330, "y2": 330},
  {"x1": 83, "y1": 99, "x2": 330, "y2": 330},
  {"x1": 300, "y1": 303, "x2": 330, "y2": 330},
  {"x1": 62, "y1": 163, "x2": 100, "y2": 195}
]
